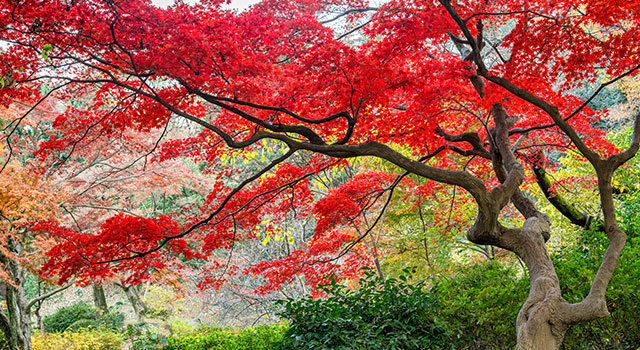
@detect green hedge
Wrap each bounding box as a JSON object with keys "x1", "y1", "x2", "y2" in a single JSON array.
[
  {"x1": 164, "y1": 324, "x2": 287, "y2": 350},
  {"x1": 277, "y1": 269, "x2": 452, "y2": 350},
  {"x1": 431, "y1": 260, "x2": 528, "y2": 349},
  {"x1": 557, "y1": 232, "x2": 640, "y2": 349},
  {"x1": 43, "y1": 302, "x2": 124, "y2": 333}
]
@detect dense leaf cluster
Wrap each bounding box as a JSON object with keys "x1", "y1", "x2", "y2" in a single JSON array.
[
  {"x1": 164, "y1": 324, "x2": 287, "y2": 350},
  {"x1": 42, "y1": 302, "x2": 123, "y2": 333},
  {"x1": 277, "y1": 268, "x2": 451, "y2": 350}
]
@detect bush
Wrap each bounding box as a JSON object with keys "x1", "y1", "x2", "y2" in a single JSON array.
[
  {"x1": 43, "y1": 302, "x2": 124, "y2": 332},
  {"x1": 278, "y1": 268, "x2": 451, "y2": 350},
  {"x1": 32, "y1": 329, "x2": 123, "y2": 350},
  {"x1": 96, "y1": 311, "x2": 125, "y2": 330},
  {"x1": 142, "y1": 285, "x2": 182, "y2": 318},
  {"x1": 43, "y1": 303, "x2": 97, "y2": 333},
  {"x1": 557, "y1": 232, "x2": 640, "y2": 349},
  {"x1": 125, "y1": 323, "x2": 169, "y2": 350},
  {"x1": 431, "y1": 260, "x2": 528, "y2": 349},
  {"x1": 0, "y1": 333, "x2": 8, "y2": 350},
  {"x1": 165, "y1": 324, "x2": 287, "y2": 350}
]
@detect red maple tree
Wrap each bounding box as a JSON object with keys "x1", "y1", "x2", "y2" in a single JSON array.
[{"x1": 1, "y1": 0, "x2": 639, "y2": 348}]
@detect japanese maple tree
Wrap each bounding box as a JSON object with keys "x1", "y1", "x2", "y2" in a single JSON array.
[
  {"x1": 0, "y1": 0, "x2": 639, "y2": 349},
  {"x1": 0, "y1": 142, "x2": 63, "y2": 349}
]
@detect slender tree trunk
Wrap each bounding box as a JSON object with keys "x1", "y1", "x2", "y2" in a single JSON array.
[
  {"x1": 0, "y1": 259, "x2": 31, "y2": 350},
  {"x1": 120, "y1": 284, "x2": 146, "y2": 322},
  {"x1": 0, "y1": 243, "x2": 31, "y2": 350},
  {"x1": 93, "y1": 284, "x2": 108, "y2": 314}
]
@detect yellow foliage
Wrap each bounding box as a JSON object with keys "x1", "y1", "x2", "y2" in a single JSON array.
[
  {"x1": 142, "y1": 284, "x2": 183, "y2": 318},
  {"x1": 609, "y1": 75, "x2": 640, "y2": 122},
  {"x1": 31, "y1": 330, "x2": 123, "y2": 350}
]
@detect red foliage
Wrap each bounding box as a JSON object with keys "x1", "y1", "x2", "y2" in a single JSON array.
[{"x1": 1, "y1": 0, "x2": 637, "y2": 293}]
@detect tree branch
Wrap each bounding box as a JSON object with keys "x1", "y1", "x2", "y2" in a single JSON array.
[{"x1": 27, "y1": 282, "x2": 74, "y2": 310}]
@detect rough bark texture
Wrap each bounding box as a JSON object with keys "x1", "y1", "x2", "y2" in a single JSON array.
[
  {"x1": 0, "y1": 248, "x2": 32, "y2": 350},
  {"x1": 0, "y1": 240, "x2": 71, "y2": 350}
]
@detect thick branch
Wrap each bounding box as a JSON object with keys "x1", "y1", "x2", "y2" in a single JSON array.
[
  {"x1": 532, "y1": 166, "x2": 602, "y2": 230},
  {"x1": 435, "y1": 125, "x2": 490, "y2": 158},
  {"x1": 608, "y1": 111, "x2": 640, "y2": 167}
]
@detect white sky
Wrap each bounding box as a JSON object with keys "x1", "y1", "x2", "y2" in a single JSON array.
[{"x1": 151, "y1": 0, "x2": 262, "y2": 10}]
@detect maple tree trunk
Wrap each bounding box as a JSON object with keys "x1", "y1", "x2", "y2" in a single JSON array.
[
  {"x1": 512, "y1": 231, "x2": 567, "y2": 350},
  {"x1": 5, "y1": 284, "x2": 31, "y2": 350}
]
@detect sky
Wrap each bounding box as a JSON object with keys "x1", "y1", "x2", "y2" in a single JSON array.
[{"x1": 151, "y1": 0, "x2": 262, "y2": 10}]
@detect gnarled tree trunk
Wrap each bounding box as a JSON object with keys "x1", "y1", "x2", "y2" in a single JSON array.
[{"x1": 511, "y1": 227, "x2": 566, "y2": 350}]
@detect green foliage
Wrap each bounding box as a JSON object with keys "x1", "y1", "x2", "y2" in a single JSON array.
[
  {"x1": 164, "y1": 324, "x2": 287, "y2": 350},
  {"x1": 556, "y1": 231, "x2": 640, "y2": 349},
  {"x1": 431, "y1": 260, "x2": 528, "y2": 349},
  {"x1": 125, "y1": 324, "x2": 168, "y2": 350},
  {"x1": 278, "y1": 268, "x2": 451, "y2": 350},
  {"x1": 0, "y1": 332, "x2": 8, "y2": 350},
  {"x1": 43, "y1": 302, "x2": 124, "y2": 333},
  {"x1": 44, "y1": 303, "x2": 97, "y2": 333}
]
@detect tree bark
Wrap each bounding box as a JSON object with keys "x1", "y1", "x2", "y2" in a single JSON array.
[
  {"x1": 0, "y1": 240, "x2": 31, "y2": 350},
  {"x1": 119, "y1": 284, "x2": 146, "y2": 322},
  {"x1": 5, "y1": 282, "x2": 31, "y2": 350},
  {"x1": 510, "y1": 225, "x2": 567, "y2": 350},
  {"x1": 93, "y1": 284, "x2": 108, "y2": 314}
]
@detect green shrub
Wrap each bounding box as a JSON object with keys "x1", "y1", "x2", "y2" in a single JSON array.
[
  {"x1": 558, "y1": 232, "x2": 640, "y2": 349},
  {"x1": 43, "y1": 302, "x2": 124, "y2": 333},
  {"x1": 165, "y1": 324, "x2": 287, "y2": 350},
  {"x1": 431, "y1": 260, "x2": 528, "y2": 349},
  {"x1": 0, "y1": 332, "x2": 8, "y2": 350},
  {"x1": 278, "y1": 268, "x2": 451, "y2": 350},
  {"x1": 96, "y1": 311, "x2": 125, "y2": 330},
  {"x1": 125, "y1": 324, "x2": 168, "y2": 350},
  {"x1": 43, "y1": 303, "x2": 97, "y2": 333}
]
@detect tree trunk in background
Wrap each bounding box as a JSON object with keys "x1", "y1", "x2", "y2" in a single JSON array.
[
  {"x1": 5, "y1": 282, "x2": 31, "y2": 350},
  {"x1": 120, "y1": 284, "x2": 146, "y2": 322},
  {"x1": 0, "y1": 252, "x2": 32, "y2": 350},
  {"x1": 93, "y1": 284, "x2": 108, "y2": 314}
]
